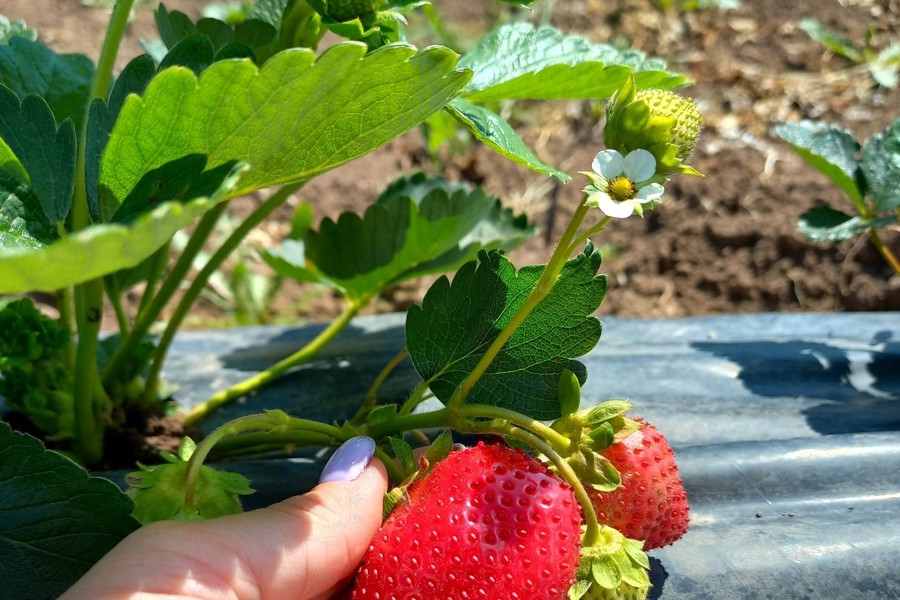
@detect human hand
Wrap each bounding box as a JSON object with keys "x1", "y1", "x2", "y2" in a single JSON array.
[{"x1": 61, "y1": 436, "x2": 385, "y2": 600}]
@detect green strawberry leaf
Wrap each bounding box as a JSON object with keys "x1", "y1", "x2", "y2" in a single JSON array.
[
  {"x1": 861, "y1": 118, "x2": 900, "y2": 212},
  {"x1": 262, "y1": 174, "x2": 533, "y2": 302},
  {"x1": 406, "y1": 245, "x2": 607, "y2": 420},
  {"x1": 0, "y1": 162, "x2": 244, "y2": 293},
  {"x1": 155, "y1": 4, "x2": 285, "y2": 65},
  {"x1": 86, "y1": 55, "x2": 157, "y2": 222},
  {"x1": 0, "y1": 15, "x2": 37, "y2": 45},
  {"x1": 798, "y1": 205, "x2": 897, "y2": 242},
  {"x1": 101, "y1": 43, "x2": 470, "y2": 203},
  {"x1": 799, "y1": 18, "x2": 864, "y2": 63},
  {"x1": 0, "y1": 37, "x2": 94, "y2": 130},
  {"x1": 459, "y1": 23, "x2": 687, "y2": 102},
  {"x1": 0, "y1": 168, "x2": 56, "y2": 246},
  {"x1": 446, "y1": 97, "x2": 570, "y2": 182},
  {"x1": 775, "y1": 120, "x2": 864, "y2": 205},
  {"x1": 158, "y1": 34, "x2": 217, "y2": 74},
  {"x1": 0, "y1": 86, "x2": 76, "y2": 226},
  {"x1": 0, "y1": 421, "x2": 139, "y2": 599}
]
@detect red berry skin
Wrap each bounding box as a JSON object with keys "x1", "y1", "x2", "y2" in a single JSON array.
[
  {"x1": 351, "y1": 442, "x2": 582, "y2": 600},
  {"x1": 589, "y1": 420, "x2": 689, "y2": 550}
]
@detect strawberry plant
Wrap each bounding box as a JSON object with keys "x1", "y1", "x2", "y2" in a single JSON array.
[
  {"x1": 0, "y1": 0, "x2": 699, "y2": 598},
  {"x1": 776, "y1": 119, "x2": 900, "y2": 277}
]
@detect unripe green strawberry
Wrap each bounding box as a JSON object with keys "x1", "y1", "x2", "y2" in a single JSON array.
[
  {"x1": 604, "y1": 76, "x2": 702, "y2": 176},
  {"x1": 351, "y1": 442, "x2": 583, "y2": 600},
  {"x1": 588, "y1": 419, "x2": 689, "y2": 550}
]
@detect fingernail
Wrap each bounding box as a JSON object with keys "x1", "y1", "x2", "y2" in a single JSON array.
[{"x1": 319, "y1": 436, "x2": 376, "y2": 483}]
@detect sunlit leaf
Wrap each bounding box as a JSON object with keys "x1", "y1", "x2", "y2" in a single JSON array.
[
  {"x1": 100, "y1": 43, "x2": 470, "y2": 202},
  {"x1": 775, "y1": 121, "x2": 864, "y2": 205},
  {"x1": 406, "y1": 245, "x2": 607, "y2": 420},
  {"x1": 459, "y1": 24, "x2": 687, "y2": 102}
]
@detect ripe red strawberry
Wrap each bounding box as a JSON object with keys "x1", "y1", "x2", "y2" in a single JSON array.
[
  {"x1": 351, "y1": 442, "x2": 583, "y2": 600},
  {"x1": 589, "y1": 419, "x2": 689, "y2": 550}
]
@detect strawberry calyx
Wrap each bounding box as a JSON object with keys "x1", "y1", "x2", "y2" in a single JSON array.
[{"x1": 569, "y1": 526, "x2": 651, "y2": 600}]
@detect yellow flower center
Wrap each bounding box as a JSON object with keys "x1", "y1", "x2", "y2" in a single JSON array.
[{"x1": 607, "y1": 176, "x2": 636, "y2": 202}]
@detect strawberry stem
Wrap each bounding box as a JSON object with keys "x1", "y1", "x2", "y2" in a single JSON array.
[
  {"x1": 445, "y1": 200, "x2": 592, "y2": 411},
  {"x1": 503, "y1": 425, "x2": 602, "y2": 546}
]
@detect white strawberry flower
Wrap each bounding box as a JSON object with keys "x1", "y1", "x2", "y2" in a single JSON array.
[{"x1": 584, "y1": 149, "x2": 665, "y2": 219}]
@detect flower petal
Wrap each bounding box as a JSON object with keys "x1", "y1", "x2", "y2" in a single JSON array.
[
  {"x1": 636, "y1": 183, "x2": 664, "y2": 203},
  {"x1": 592, "y1": 150, "x2": 624, "y2": 180},
  {"x1": 623, "y1": 149, "x2": 657, "y2": 182},
  {"x1": 597, "y1": 195, "x2": 636, "y2": 219}
]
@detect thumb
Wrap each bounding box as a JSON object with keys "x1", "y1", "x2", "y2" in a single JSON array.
[{"x1": 220, "y1": 436, "x2": 388, "y2": 600}]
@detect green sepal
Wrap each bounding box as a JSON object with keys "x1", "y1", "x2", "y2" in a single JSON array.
[
  {"x1": 582, "y1": 400, "x2": 633, "y2": 427},
  {"x1": 126, "y1": 437, "x2": 254, "y2": 524},
  {"x1": 564, "y1": 446, "x2": 621, "y2": 492},
  {"x1": 389, "y1": 436, "x2": 417, "y2": 477},
  {"x1": 574, "y1": 527, "x2": 651, "y2": 598},
  {"x1": 558, "y1": 369, "x2": 582, "y2": 417},
  {"x1": 366, "y1": 403, "x2": 399, "y2": 428}
]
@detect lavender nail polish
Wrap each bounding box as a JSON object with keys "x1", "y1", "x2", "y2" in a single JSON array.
[{"x1": 319, "y1": 436, "x2": 376, "y2": 483}]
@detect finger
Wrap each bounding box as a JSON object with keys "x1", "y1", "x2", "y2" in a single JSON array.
[{"x1": 216, "y1": 437, "x2": 388, "y2": 600}]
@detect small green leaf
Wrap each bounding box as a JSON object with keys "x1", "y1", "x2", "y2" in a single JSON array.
[
  {"x1": 446, "y1": 97, "x2": 570, "y2": 182},
  {"x1": 0, "y1": 163, "x2": 244, "y2": 293},
  {"x1": 0, "y1": 86, "x2": 76, "y2": 226},
  {"x1": 0, "y1": 15, "x2": 37, "y2": 45},
  {"x1": 389, "y1": 436, "x2": 417, "y2": 476},
  {"x1": 0, "y1": 421, "x2": 139, "y2": 599},
  {"x1": 869, "y1": 45, "x2": 900, "y2": 89},
  {"x1": 406, "y1": 245, "x2": 607, "y2": 420},
  {"x1": 799, "y1": 18, "x2": 864, "y2": 63},
  {"x1": 797, "y1": 205, "x2": 896, "y2": 242},
  {"x1": 263, "y1": 174, "x2": 532, "y2": 301},
  {"x1": 557, "y1": 369, "x2": 581, "y2": 417},
  {"x1": 861, "y1": 118, "x2": 900, "y2": 212},
  {"x1": 459, "y1": 24, "x2": 687, "y2": 102},
  {"x1": 0, "y1": 37, "x2": 94, "y2": 129},
  {"x1": 101, "y1": 43, "x2": 470, "y2": 202},
  {"x1": 775, "y1": 120, "x2": 864, "y2": 205}
]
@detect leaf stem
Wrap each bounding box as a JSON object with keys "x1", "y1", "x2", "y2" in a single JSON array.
[
  {"x1": 446, "y1": 200, "x2": 592, "y2": 411},
  {"x1": 136, "y1": 241, "x2": 171, "y2": 321},
  {"x1": 105, "y1": 280, "x2": 130, "y2": 335},
  {"x1": 183, "y1": 414, "x2": 342, "y2": 513},
  {"x1": 69, "y1": 0, "x2": 137, "y2": 464},
  {"x1": 142, "y1": 182, "x2": 303, "y2": 404},
  {"x1": 351, "y1": 347, "x2": 410, "y2": 425},
  {"x1": 869, "y1": 229, "x2": 900, "y2": 277},
  {"x1": 102, "y1": 203, "x2": 228, "y2": 387},
  {"x1": 458, "y1": 404, "x2": 572, "y2": 454},
  {"x1": 397, "y1": 378, "x2": 433, "y2": 417},
  {"x1": 183, "y1": 296, "x2": 365, "y2": 426}
]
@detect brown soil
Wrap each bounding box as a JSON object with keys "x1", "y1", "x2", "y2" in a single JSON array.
[{"x1": 6, "y1": 0, "x2": 900, "y2": 325}]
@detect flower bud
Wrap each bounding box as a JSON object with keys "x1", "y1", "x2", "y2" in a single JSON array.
[{"x1": 604, "y1": 76, "x2": 702, "y2": 176}]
